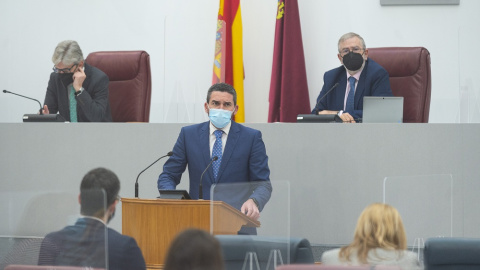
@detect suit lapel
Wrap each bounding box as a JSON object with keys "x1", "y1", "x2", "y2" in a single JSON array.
[
  {"x1": 355, "y1": 61, "x2": 369, "y2": 108},
  {"x1": 216, "y1": 121, "x2": 240, "y2": 183},
  {"x1": 335, "y1": 76, "x2": 347, "y2": 108},
  {"x1": 200, "y1": 122, "x2": 211, "y2": 169}
]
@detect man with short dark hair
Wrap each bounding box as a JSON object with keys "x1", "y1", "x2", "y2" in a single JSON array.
[
  {"x1": 312, "y1": 32, "x2": 393, "y2": 123},
  {"x1": 43, "y1": 40, "x2": 112, "y2": 122},
  {"x1": 38, "y1": 168, "x2": 146, "y2": 270},
  {"x1": 158, "y1": 83, "x2": 272, "y2": 234}
]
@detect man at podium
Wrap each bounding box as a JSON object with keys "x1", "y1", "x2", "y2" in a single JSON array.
[{"x1": 158, "y1": 83, "x2": 272, "y2": 234}]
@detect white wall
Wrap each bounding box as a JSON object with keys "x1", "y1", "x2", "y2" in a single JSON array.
[{"x1": 1, "y1": 0, "x2": 479, "y2": 123}]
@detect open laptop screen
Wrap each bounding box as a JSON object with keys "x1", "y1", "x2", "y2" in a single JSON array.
[{"x1": 362, "y1": 96, "x2": 404, "y2": 123}]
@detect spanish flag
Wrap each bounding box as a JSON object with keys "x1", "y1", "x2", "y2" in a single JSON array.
[{"x1": 212, "y1": 0, "x2": 245, "y2": 122}]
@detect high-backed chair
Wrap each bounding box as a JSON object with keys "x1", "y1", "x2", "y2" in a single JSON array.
[
  {"x1": 424, "y1": 237, "x2": 480, "y2": 270},
  {"x1": 85, "y1": 51, "x2": 151, "y2": 122},
  {"x1": 215, "y1": 235, "x2": 314, "y2": 270},
  {"x1": 368, "y1": 47, "x2": 431, "y2": 123}
]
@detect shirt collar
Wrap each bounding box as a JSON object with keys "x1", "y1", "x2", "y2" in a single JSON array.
[
  {"x1": 81, "y1": 215, "x2": 107, "y2": 225},
  {"x1": 209, "y1": 121, "x2": 231, "y2": 136}
]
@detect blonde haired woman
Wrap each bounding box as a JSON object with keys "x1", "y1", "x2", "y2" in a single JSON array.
[{"x1": 321, "y1": 203, "x2": 421, "y2": 269}]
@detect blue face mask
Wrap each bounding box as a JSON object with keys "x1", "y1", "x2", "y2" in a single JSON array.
[{"x1": 208, "y1": 107, "x2": 233, "y2": 128}]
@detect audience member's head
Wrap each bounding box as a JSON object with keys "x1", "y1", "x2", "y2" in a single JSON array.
[
  {"x1": 164, "y1": 228, "x2": 224, "y2": 270},
  {"x1": 339, "y1": 203, "x2": 407, "y2": 264},
  {"x1": 79, "y1": 167, "x2": 120, "y2": 222}
]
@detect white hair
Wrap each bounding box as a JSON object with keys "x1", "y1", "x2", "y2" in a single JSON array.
[
  {"x1": 51, "y1": 40, "x2": 84, "y2": 65},
  {"x1": 337, "y1": 32, "x2": 366, "y2": 52}
]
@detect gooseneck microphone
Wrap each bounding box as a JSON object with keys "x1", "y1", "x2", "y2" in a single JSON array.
[
  {"x1": 3, "y1": 90, "x2": 43, "y2": 114},
  {"x1": 313, "y1": 82, "x2": 339, "y2": 115},
  {"x1": 135, "y1": 151, "x2": 173, "y2": 198},
  {"x1": 199, "y1": 156, "x2": 218, "y2": 200}
]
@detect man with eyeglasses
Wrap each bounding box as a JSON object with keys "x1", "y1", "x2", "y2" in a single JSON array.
[
  {"x1": 311, "y1": 32, "x2": 393, "y2": 123},
  {"x1": 43, "y1": 40, "x2": 112, "y2": 122},
  {"x1": 38, "y1": 167, "x2": 146, "y2": 270},
  {"x1": 157, "y1": 83, "x2": 272, "y2": 235}
]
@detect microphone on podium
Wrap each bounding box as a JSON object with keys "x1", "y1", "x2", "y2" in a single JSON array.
[
  {"x1": 198, "y1": 156, "x2": 218, "y2": 200},
  {"x1": 3, "y1": 89, "x2": 43, "y2": 114},
  {"x1": 135, "y1": 151, "x2": 173, "y2": 198}
]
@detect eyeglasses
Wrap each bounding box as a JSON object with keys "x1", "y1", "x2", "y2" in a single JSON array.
[
  {"x1": 116, "y1": 195, "x2": 122, "y2": 202},
  {"x1": 340, "y1": 47, "x2": 364, "y2": 56},
  {"x1": 52, "y1": 63, "x2": 78, "y2": 73}
]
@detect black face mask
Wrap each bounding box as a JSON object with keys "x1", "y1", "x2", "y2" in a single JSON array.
[
  {"x1": 58, "y1": 73, "x2": 74, "y2": 87},
  {"x1": 342, "y1": 51, "x2": 364, "y2": 71}
]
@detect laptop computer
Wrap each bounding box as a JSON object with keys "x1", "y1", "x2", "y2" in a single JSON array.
[{"x1": 362, "y1": 96, "x2": 404, "y2": 123}]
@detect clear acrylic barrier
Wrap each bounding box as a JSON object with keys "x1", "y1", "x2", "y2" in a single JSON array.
[
  {"x1": 162, "y1": 14, "x2": 215, "y2": 123},
  {"x1": 383, "y1": 174, "x2": 453, "y2": 264},
  {"x1": 210, "y1": 181, "x2": 290, "y2": 270},
  {"x1": 0, "y1": 189, "x2": 107, "y2": 269},
  {"x1": 457, "y1": 26, "x2": 480, "y2": 123}
]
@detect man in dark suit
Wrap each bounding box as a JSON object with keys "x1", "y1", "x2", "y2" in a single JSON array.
[
  {"x1": 38, "y1": 168, "x2": 146, "y2": 270},
  {"x1": 158, "y1": 83, "x2": 272, "y2": 234},
  {"x1": 43, "y1": 40, "x2": 112, "y2": 122},
  {"x1": 312, "y1": 32, "x2": 393, "y2": 123}
]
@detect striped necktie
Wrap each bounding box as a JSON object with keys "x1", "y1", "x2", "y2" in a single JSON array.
[
  {"x1": 212, "y1": 130, "x2": 223, "y2": 181},
  {"x1": 345, "y1": 76, "x2": 356, "y2": 114}
]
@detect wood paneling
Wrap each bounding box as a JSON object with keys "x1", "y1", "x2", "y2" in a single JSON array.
[{"x1": 121, "y1": 198, "x2": 259, "y2": 269}]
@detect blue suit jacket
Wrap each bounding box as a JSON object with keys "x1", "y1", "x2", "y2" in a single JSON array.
[
  {"x1": 158, "y1": 121, "x2": 272, "y2": 212},
  {"x1": 38, "y1": 218, "x2": 146, "y2": 270},
  {"x1": 312, "y1": 59, "x2": 393, "y2": 119}
]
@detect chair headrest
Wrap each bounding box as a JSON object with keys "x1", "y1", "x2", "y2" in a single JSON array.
[
  {"x1": 368, "y1": 47, "x2": 429, "y2": 77},
  {"x1": 86, "y1": 51, "x2": 148, "y2": 81}
]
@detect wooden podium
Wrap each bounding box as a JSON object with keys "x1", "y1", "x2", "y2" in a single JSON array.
[{"x1": 121, "y1": 198, "x2": 260, "y2": 269}]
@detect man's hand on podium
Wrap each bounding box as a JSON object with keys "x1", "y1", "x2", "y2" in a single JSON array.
[{"x1": 241, "y1": 199, "x2": 260, "y2": 221}]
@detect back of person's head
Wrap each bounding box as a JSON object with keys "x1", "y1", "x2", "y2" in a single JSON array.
[
  {"x1": 207, "y1": 82, "x2": 237, "y2": 106},
  {"x1": 52, "y1": 40, "x2": 84, "y2": 66},
  {"x1": 164, "y1": 229, "x2": 224, "y2": 270},
  {"x1": 340, "y1": 203, "x2": 407, "y2": 264},
  {"x1": 80, "y1": 167, "x2": 120, "y2": 219}
]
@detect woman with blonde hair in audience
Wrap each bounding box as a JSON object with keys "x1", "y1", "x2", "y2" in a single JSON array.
[{"x1": 321, "y1": 203, "x2": 421, "y2": 269}]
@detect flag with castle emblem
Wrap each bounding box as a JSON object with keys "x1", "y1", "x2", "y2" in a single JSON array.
[{"x1": 268, "y1": 0, "x2": 311, "y2": 122}]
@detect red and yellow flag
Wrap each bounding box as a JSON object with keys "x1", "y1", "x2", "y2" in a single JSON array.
[{"x1": 212, "y1": 0, "x2": 245, "y2": 122}]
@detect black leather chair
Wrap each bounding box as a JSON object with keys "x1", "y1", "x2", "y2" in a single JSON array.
[
  {"x1": 424, "y1": 237, "x2": 480, "y2": 270},
  {"x1": 215, "y1": 235, "x2": 314, "y2": 270}
]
